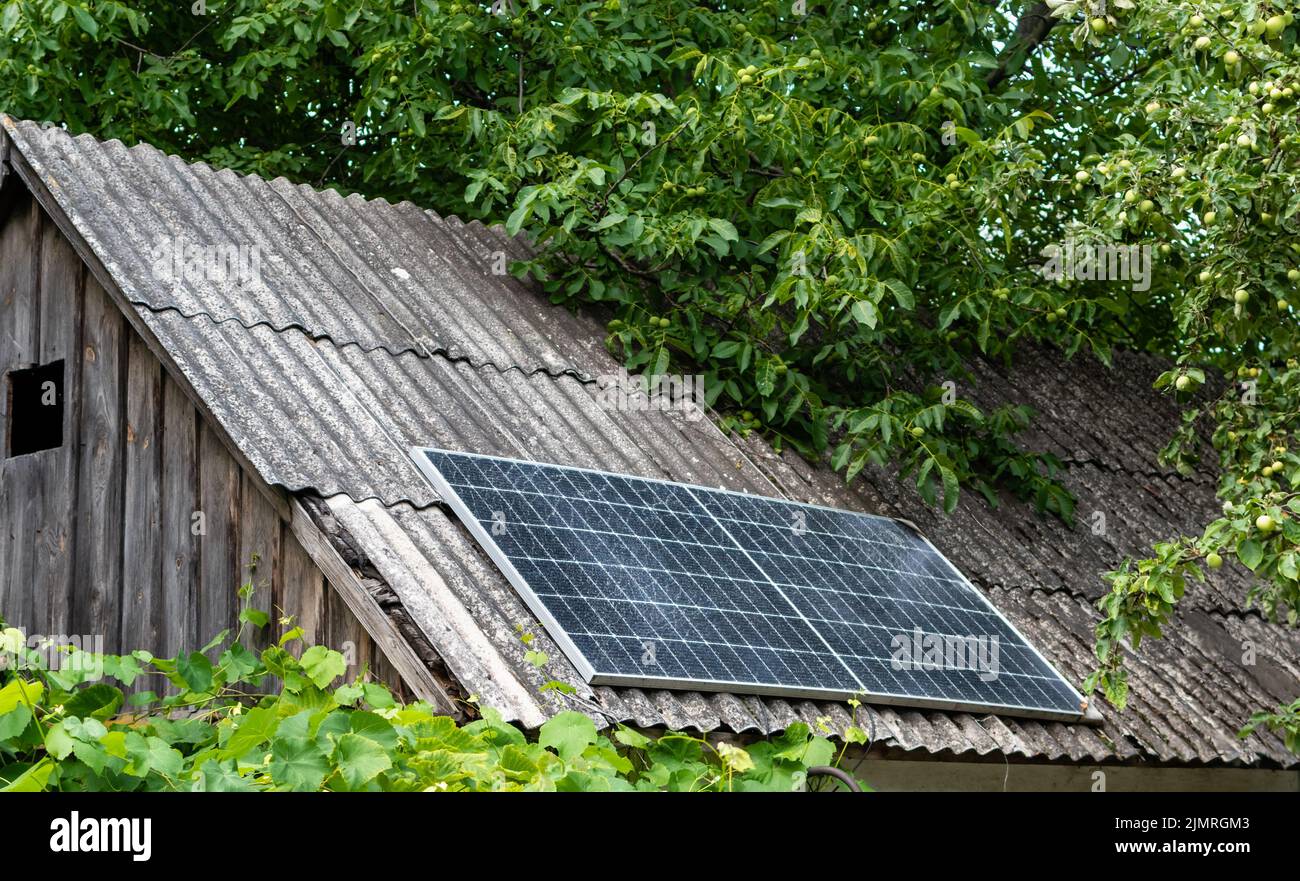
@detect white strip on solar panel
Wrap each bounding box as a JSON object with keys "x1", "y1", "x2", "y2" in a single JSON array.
[{"x1": 412, "y1": 447, "x2": 1086, "y2": 721}]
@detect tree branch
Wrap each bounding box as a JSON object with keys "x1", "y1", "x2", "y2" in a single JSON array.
[{"x1": 987, "y1": 2, "x2": 1060, "y2": 90}]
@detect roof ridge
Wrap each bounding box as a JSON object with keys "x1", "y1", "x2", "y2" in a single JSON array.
[{"x1": 1, "y1": 115, "x2": 475, "y2": 228}]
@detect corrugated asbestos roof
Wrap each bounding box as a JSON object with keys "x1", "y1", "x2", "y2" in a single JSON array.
[{"x1": 6, "y1": 116, "x2": 1297, "y2": 768}]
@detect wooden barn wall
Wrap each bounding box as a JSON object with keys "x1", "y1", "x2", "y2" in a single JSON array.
[{"x1": 0, "y1": 186, "x2": 406, "y2": 695}]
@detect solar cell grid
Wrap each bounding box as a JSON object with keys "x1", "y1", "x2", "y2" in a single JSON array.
[{"x1": 412, "y1": 448, "x2": 1085, "y2": 720}]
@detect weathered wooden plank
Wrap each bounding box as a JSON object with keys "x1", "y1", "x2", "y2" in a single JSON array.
[
  {"x1": 71, "y1": 276, "x2": 124, "y2": 643},
  {"x1": 0, "y1": 193, "x2": 40, "y2": 630},
  {"x1": 2, "y1": 455, "x2": 40, "y2": 631},
  {"x1": 237, "y1": 470, "x2": 281, "y2": 651},
  {"x1": 369, "y1": 644, "x2": 411, "y2": 700},
  {"x1": 159, "y1": 375, "x2": 198, "y2": 659},
  {"x1": 326, "y1": 582, "x2": 372, "y2": 680},
  {"x1": 35, "y1": 203, "x2": 83, "y2": 638},
  {"x1": 288, "y1": 500, "x2": 456, "y2": 713},
  {"x1": 196, "y1": 419, "x2": 241, "y2": 641},
  {"x1": 280, "y1": 524, "x2": 325, "y2": 655},
  {"x1": 120, "y1": 334, "x2": 162, "y2": 654}
]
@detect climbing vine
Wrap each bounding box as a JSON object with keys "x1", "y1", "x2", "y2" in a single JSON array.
[{"x1": 0, "y1": 609, "x2": 862, "y2": 792}]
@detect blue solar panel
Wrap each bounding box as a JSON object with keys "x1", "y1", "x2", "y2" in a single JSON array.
[{"x1": 412, "y1": 448, "x2": 1085, "y2": 721}]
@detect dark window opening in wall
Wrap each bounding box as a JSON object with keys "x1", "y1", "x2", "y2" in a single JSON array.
[{"x1": 6, "y1": 360, "x2": 65, "y2": 457}]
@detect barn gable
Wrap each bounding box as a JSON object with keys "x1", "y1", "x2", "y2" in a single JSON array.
[{"x1": 2, "y1": 117, "x2": 1297, "y2": 779}]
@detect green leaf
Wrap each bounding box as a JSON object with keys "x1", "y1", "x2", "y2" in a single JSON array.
[
  {"x1": 196, "y1": 759, "x2": 260, "y2": 792},
  {"x1": 408, "y1": 106, "x2": 426, "y2": 138},
  {"x1": 884, "y1": 279, "x2": 915, "y2": 310},
  {"x1": 124, "y1": 733, "x2": 184, "y2": 779},
  {"x1": 270, "y1": 736, "x2": 330, "y2": 791},
  {"x1": 332, "y1": 733, "x2": 392, "y2": 790},
  {"x1": 1237, "y1": 538, "x2": 1264, "y2": 571},
  {"x1": 62, "y1": 683, "x2": 122, "y2": 719},
  {"x1": 539, "y1": 711, "x2": 598, "y2": 760},
  {"x1": 177, "y1": 652, "x2": 214, "y2": 692},
  {"x1": 590, "y1": 213, "x2": 626, "y2": 231},
  {"x1": 0, "y1": 678, "x2": 43, "y2": 715},
  {"x1": 349, "y1": 711, "x2": 398, "y2": 750},
  {"x1": 300, "y1": 646, "x2": 347, "y2": 689},
  {"x1": 708, "y1": 218, "x2": 739, "y2": 241},
  {"x1": 361, "y1": 682, "x2": 396, "y2": 709},
  {"x1": 850, "y1": 300, "x2": 879, "y2": 329},
  {"x1": 220, "y1": 706, "x2": 279, "y2": 759},
  {"x1": 1, "y1": 3, "x2": 20, "y2": 35},
  {"x1": 940, "y1": 465, "x2": 960, "y2": 515},
  {"x1": 498, "y1": 744, "x2": 542, "y2": 782},
  {"x1": 72, "y1": 6, "x2": 98, "y2": 38},
  {"x1": 505, "y1": 201, "x2": 532, "y2": 237},
  {"x1": 1, "y1": 759, "x2": 53, "y2": 792},
  {"x1": 239, "y1": 607, "x2": 270, "y2": 628},
  {"x1": 613, "y1": 726, "x2": 652, "y2": 749},
  {"x1": 0, "y1": 703, "x2": 32, "y2": 741},
  {"x1": 45, "y1": 721, "x2": 76, "y2": 760}
]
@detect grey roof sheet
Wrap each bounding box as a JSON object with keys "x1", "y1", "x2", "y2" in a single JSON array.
[
  {"x1": 7, "y1": 116, "x2": 1296, "y2": 768},
  {"x1": 3, "y1": 117, "x2": 611, "y2": 377}
]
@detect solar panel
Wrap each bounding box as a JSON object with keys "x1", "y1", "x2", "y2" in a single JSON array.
[{"x1": 412, "y1": 448, "x2": 1085, "y2": 721}]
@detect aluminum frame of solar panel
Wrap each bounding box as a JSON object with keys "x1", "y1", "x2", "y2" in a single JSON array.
[{"x1": 412, "y1": 447, "x2": 1086, "y2": 722}]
